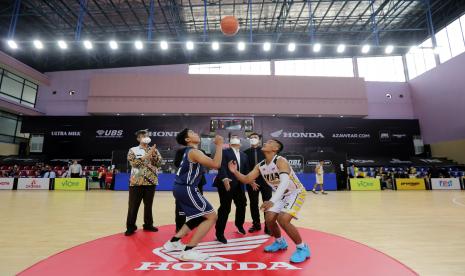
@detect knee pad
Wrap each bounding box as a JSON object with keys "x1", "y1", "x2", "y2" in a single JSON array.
[{"x1": 186, "y1": 217, "x2": 205, "y2": 230}]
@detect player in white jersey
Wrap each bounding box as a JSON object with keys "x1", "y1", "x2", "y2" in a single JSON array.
[
  {"x1": 312, "y1": 160, "x2": 327, "y2": 194},
  {"x1": 228, "y1": 139, "x2": 310, "y2": 263}
]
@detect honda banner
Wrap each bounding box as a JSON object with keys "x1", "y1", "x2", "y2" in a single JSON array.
[{"x1": 17, "y1": 178, "x2": 50, "y2": 190}]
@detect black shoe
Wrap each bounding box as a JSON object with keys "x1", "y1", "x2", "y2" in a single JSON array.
[
  {"x1": 264, "y1": 227, "x2": 271, "y2": 235},
  {"x1": 124, "y1": 230, "x2": 136, "y2": 236},
  {"x1": 248, "y1": 225, "x2": 262, "y2": 233},
  {"x1": 312, "y1": 190, "x2": 318, "y2": 194},
  {"x1": 143, "y1": 226, "x2": 159, "y2": 232},
  {"x1": 237, "y1": 226, "x2": 246, "y2": 235},
  {"x1": 322, "y1": 191, "x2": 328, "y2": 195},
  {"x1": 216, "y1": 235, "x2": 228, "y2": 244}
]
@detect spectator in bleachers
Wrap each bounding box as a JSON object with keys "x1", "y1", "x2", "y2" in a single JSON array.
[
  {"x1": 43, "y1": 166, "x2": 56, "y2": 178},
  {"x1": 428, "y1": 166, "x2": 440, "y2": 178},
  {"x1": 348, "y1": 164, "x2": 356, "y2": 178},
  {"x1": 98, "y1": 165, "x2": 107, "y2": 189},
  {"x1": 69, "y1": 160, "x2": 83, "y2": 178},
  {"x1": 408, "y1": 167, "x2": 417, "y2": 178},
  {"x1": 7, "y1": 165, "x2": 19, "y2": 177}
]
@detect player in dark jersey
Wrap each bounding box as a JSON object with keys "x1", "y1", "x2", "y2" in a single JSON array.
[{"x1": 163, "y1": 128, "x2": 224, "y2": 261}]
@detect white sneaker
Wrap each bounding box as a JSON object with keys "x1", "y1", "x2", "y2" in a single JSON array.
[
  {"x1": 163, "y1": 240, "x2": 185, "y2": 251},
  {"x1": 179, "y1": 249, "x2": 210, "y2": 261}
]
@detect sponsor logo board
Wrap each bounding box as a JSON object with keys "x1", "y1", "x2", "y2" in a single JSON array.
[
  {"x1": 431, "y1": 178, "x2": 461, "y2": 190},
  {"x1": 50, "y1": 131, "x2": 81, "y2": 137},
  {"x1": 96, "y1": 129, "x2": 124, "y2": 138},
  {"x1": 350, "y1": 178, "x2": 381, "y2": 191},
  {"x1": 270, "y1": 130, "x2": 324, "y2": 139},
  {"x1": 396, "y1": 178, "x2": 426, "y2": 190},
  {"x1": 54, "y1": 178, "x2": 86, "y2": 191},
  {"x1": 0, "y1": 178, "x2": 14, "y2": 190},
  {"x1": 17, "y1": 178, "x2": 50, "y2": 190}
]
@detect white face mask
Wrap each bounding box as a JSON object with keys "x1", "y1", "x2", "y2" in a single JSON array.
[
  {"x1": 141, "y1": 137, "x2": 151, "y2": 144},
  {"x1": 230, "y1": 138, "x2": 241, "y2": 145},
  {"x1": 249, "y1": 138, "x2": 259, "y2": 146}
]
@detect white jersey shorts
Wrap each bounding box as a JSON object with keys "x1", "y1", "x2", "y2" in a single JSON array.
[{"x1": 267, "y1": 189, "x2": 307, "y2": 219}]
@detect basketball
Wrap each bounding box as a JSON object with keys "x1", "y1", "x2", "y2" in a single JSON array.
[{"x1": 220, "y1": 16, "x2": 239, "y2": 36}]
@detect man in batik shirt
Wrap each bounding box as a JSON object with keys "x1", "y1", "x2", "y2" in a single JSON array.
[{"x1": 125, "y1": 129, "x2": 163, "y2": 236}]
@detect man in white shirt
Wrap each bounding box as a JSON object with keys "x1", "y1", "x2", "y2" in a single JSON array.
[
  {"x1": 69, "y1": 160, "x2": 82, "y2": 178},
  {"x1": 213, "y1": 135, "x2": 254, "y2": 244}
]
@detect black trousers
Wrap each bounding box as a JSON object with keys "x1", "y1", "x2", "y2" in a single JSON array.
[
  {"x1": 215, "y1": 183, "x2": 247, "y2": 236},
  {"x1": 175, "y1": 184, "x2": 204, "y2": 232},
  {"x1": 126, "y1": 185, "x2": 156, "y2": 231},
  {"x1": 70, "y1": 173, "x2": 80, "y2": 178},
  {"x1": 99, "y1": 177, "x2": 106, "y2": 189},
  {"x1": 246, "y1": 179, "x2": 272, "y2": 227}
]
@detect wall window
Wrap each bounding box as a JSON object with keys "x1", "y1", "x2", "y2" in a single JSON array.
[
  {"x1": 0, "y1": 67, "x2": 38, "y2": 107},
  {"x1": 406, "y1": 38, "x2": 436, "y2": 79},
  {"x1": 0, "y1": 111, "x2": 28, "y2": 144},
  {"x1": 189, "y1": 61, "x2": 271, "y2": 75},
  {"x1": 357, "y1": 56, "x2": 405, "y2": 82},
  {"x1": 446, "y1": 19, "x2": 465, "y2": 58},
  {"x1": 435, "y1": 28, "x2": 452, "y2": 63},
  {"x1": 274, "y1": 58, "x2": 354, "y2": 77}
]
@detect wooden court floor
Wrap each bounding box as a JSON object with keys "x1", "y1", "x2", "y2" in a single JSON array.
[{"x1": 1, "y1": 190, "x2": 464, "y2": 276}]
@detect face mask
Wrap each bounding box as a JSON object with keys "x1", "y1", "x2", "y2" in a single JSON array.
[
  {"x1": 141, "y1": 137, "x2": 151, "y2": 144},
  {"x1": 249, "y1": 138, "x2": 259, "y2": 145},
  {"x1": 230, "y1": 138, "x2": 241, "y2": 145}
]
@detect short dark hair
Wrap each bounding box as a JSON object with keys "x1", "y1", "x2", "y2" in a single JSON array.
[
  {"x1": 319, "y1": 159, "x2": 324, "y2": 162},
  {"x1": 271, "y1": 139, "x2": 284, "y2": 153},
  {"x1": 135, "y1": 129, "x2": 148, "y2": 136},
  {"x1": 176, "y1": 128, "x2": 189, "y2": 146},
  {"x1": 248, "y1": 132, "x2": 260, "y2": 138}
]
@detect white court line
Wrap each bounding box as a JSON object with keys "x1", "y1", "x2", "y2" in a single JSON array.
[{"x1": 452, "y1": 197, "x2": 465, "y2": 207}]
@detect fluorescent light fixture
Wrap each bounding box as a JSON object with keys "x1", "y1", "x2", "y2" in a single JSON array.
[
  {"x1": 109, "y1": 40, "x2": 118, "y2": 50},
  {"x1": 212, "y1": 41, "x2": 219, "y2": 51},
  {"x1": 160, "y1": 41, "x2": 168, "y2": 50},
  {"x1": 33, "y1": 40, "x2": 43, "y2": 49},
  {"x1": 263, "y1": 42, "x2": 271, "y2": 51},
  {"x1": 186, "y1": 41, "x2": 194, "y2": 50},
  {"x1": 337, "y1": 44, "x2": 346, "y2": 53},
  {"x1": 134, "y1": 40, "x2": 143, "y2": 50},
  {"x1": 57, "y1": 40, "x2": 68, "y2": 49},
  {"x1": 361, "y1": 44, "x2": 370, "y2": 54},
  {"x1": 288, "y1": 42, "x2": 296, "y2": 52},
  {"x1": 7, "y1": 40, "x2": 18, "y2": 49},
  {"x1": 385, "y1": 45, "x2": 394, "y2": 54},
  {"x1": 313, "y1": 43, "x2": 321, "y2": 52},
  {"x1": 83, "y1": 40, "x2": 93, "y2": 49},
  {"x1": 238, "y1": 41, "x2": 245, "y2": 51}
]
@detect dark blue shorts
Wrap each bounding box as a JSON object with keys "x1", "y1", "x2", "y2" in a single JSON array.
[{"x1": 173, "y1": 184, "x2": 214, "y2": 221}]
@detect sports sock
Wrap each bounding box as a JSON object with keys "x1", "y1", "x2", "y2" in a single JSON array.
[
  {"x1": 276, "y1": 237, "x2": 285, "y2": 243},
  {"x1": 170, "y1": 237, "x2": 181, "y2": 242},
  {"x1": 296, "y1": 243, "x2": 306, "y2": 249}
]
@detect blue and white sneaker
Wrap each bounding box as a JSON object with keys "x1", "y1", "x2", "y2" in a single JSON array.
[
  {"x1": 264, "y1": 238, "x2": 288, "y2": 252},
  {"x1": 290, "y1": 244, "x2": 311, "y2": 263}
]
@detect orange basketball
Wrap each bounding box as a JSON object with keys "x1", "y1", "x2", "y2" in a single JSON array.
[{"x1": 220, "y1": 16, "x2": 239, "y2": 36}]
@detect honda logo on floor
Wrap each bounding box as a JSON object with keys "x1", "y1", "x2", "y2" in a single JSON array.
[
  {"x1": 270, "y1": 130, "x2": 324, "y2": 139},
  {"x1": 96, "y1": 129, "x2": 124, "y2": 138}
]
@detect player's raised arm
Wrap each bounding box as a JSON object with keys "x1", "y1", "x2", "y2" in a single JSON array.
[
  {"x1": 269, "y1": 158, "x2": 291, "y2": 203},
  {"x1": 189, "y1": 135, "x2": 224, "y2": 169},
  {"x1": 228, "y1": 161, "x2": 260, "y2": 187}
]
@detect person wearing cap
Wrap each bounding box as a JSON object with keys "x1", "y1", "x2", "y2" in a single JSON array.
[
  {"x1": 214, "y1": 134, "x2": 253, "y2": 244},
  {"x1": 125, "y1": 129, "x2": 163, "y2": 236}
]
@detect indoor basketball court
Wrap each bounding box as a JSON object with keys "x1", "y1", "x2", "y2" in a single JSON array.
[{"x1": 1, "y1": 1, "x2": 465, "y2": 276}]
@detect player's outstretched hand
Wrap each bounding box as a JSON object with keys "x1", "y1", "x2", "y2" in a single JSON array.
[
  {"x1": 214, "y1": 135, "x2": 224, "y2": 146},
  {"x1": 250, "y1": 181, "x2": 260, "y2": 191},
  {"x1": 260, "y1": 201, "x2": 274, "y2": 211},
  {"x1": 228, "y1": 160, "x2": 238, "y2": 174}
]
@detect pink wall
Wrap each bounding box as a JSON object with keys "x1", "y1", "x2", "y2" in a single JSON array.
[
  {"x1": 87, "y1": 74, "x2": 368, "y2": 116},
  {"x1": 365, "y1": 81, "x2": 415, "y2": 119},
  {"x1": 410, "y1": 52, "x2": 465, "y2": 144}
]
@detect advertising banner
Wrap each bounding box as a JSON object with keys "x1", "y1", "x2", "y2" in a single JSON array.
[
  {"x1": 17, "y1": 178, "x2": 50, "y2": 190},
  {"x1": 350, "y1": 178, "x2": 381, "y2": 191},
  {"x1": 396, "y1": 178, "x2": 426, "y2": 190},
  {"x1": 54, "y1": 178, "x2": 87, "y2": 191},
  {"x1": 0, "y1": 178, "x2": 14, "y2": 190},
  {"x1": 431, "y1": 178, "x2": 461, "y2": 190}
]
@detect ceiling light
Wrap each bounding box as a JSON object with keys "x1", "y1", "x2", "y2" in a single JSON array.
[
  {"x1": 57, "y1": 40, "x2": 68, "y2": 49},
  {"x1": 238, "y1": 41, "x2": 245, "y2": 51},
  {"x1": 160, "y1": 41, "x2": 168, "y2": 50},
  {"x1": 33, "y1": 40, "x2": 43, "y2": 50},
  {"x1": 109, "y1": 40, "x2": 118, "y2": 50},
  {"x1": 135, "y1": 40, "x2": 143, "y2": 50},
  {"x1": 313, "y1": 43, "x2": 321, "y2": 52},
  {"x1": 212, "y1": 41, "x2": 219, "y2": 51},
  {"x1": 337, "y1": 44, "x2": 345, "y2": 53},
  {"x1": 361, "y1": 44, "x2": 370, "y2": 54},
  {"x1": 186, "y1": 41, "x2": 194, "y2": 50},
  {"x1": 385, "y1": 45, "x2": 394, "y2": 54},
  {"x1": 263, "y1": 42, "x2": 271, "y2": 52},
  {"x1": 83, "y1": 40, "x2": 93, "y2": 49},
  {"x1": 7, "y1": 40, "x2": 18, "y2": 49},
  {"x1": 288, "y1": 42, "x2": 296, "y2": 52}
]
